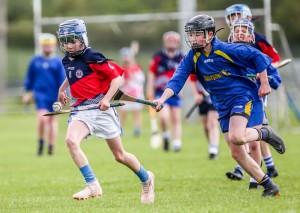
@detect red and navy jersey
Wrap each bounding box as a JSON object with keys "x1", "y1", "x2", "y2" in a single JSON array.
[
  {"x1": 252, "y1": 32, "x2": 280, "y2": 63},
  {"x1": 149, "y1": 49, "x2": 183, "y2": 92},
  {"x1": 62, "y1": 48, "x2": 124, "y2": 107}
]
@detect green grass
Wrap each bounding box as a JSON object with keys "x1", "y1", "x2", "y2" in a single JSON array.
[{"x1": 0, "y1": 110, "x2": 300, "y2": 213}]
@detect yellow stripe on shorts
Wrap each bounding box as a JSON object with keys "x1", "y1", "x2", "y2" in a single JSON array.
[{"x1": 244, "y1": 100, "x2": 252, "y2": 116}]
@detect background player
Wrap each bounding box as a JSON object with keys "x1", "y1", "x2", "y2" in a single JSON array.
[
  {"x1": 224, "y1": 4, "x2": 281, "y2": 182},
  {"x1": 56, "y1": 19, "x2": 154, "y2": 203},
  {"x1": 147, "y1": 31, "x2": 184, "y2": 152},
  {"x1": 189, "y1": 74, "x2": 220, "y2": 159},
  {"x1": 22, "y1": 33, "x2": 65, "y2": 156},
  {"x1": 119, "y1": 47, "x2": 145, "y2": 137}
]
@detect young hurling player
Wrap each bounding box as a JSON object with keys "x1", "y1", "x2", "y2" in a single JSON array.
[
  {"x1": 147, "y1": 31, "x2": 184, "y2": 152},
  {"x1": 224, "y1": 4, "x2": 281, "y2": 182},
  {"x1": 119, "y1": 47, "x2": 145, "y2": 137},
  {"x1": 56, "y1": 19, "x2": 154, "y2": 203},
  {"x1": 230, "y1": 18, "x2": 282, "y2": 189},
  {"x1": 155, "y1": 14, "x2": 285, "y2": 197},
  {"x1": 23, "y1": 33, "x2": 66, "y2": 156}
]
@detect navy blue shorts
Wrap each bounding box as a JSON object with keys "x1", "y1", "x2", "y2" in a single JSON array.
[{"x1": 219, "y1": 99, "x2": 264, "y2": 133}]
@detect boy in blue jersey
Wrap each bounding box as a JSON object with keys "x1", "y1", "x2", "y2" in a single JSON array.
[
  {"x1": 227, "y1": 18, "x2": 282, "y2": 189},
  {"x1": 225, "y1": 4, "x2": 281, "y2": 183},
  {"x1": 154, "y1": 14, "x2": 285, "y2": 197},
  {"x1": 23, "y1": 33, "x2": 66, "y2": 156}
]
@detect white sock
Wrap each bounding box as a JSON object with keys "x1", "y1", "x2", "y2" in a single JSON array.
[
  {"x1": 162, "y1": 131, "x2": 170, "y2": 139},
  {"x1": 173, "y1": 139, "x2": 182, "y2": 148},
  {"x1": 209, "y1": 144, "x2": 219, "y2": 155},
  {"x1": 250, "y1": 177, "x2": 257, "y2": 183}
]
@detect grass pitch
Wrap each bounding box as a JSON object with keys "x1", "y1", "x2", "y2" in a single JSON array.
[{"x1": 0, "y1": 110, "x2": 300, "y2": 213}]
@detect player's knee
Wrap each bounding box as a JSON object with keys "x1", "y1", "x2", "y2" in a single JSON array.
[
  {"x1": 114, "y1": 152, "x2": 126, "y2": 164},
  {"x1": 65, "y1": 137, "x2": 79, "y2": 150},
  {"x1": 229, "y1": 133, "x2": 246, "y2": 145}
]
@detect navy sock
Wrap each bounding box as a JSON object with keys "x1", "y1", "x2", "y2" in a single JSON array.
[
  {"x1": 37, "y1": 139, "x2": 44, "y2": 155},
  {"x1": 48, "y1": 144, "x2": 54, "y2": 155},
  {"x1": 260, "y1": 128, "x2": 269, "y2": 141},
  {"x1": 39, "y1": 139, "x2": 44, "y2": 146},
  {"x1": 135, "y1": 165, "x2": 149, "y2": 182},
  {"x1": 79, "y1": 164, "x2": 96, "y2": 183},
  {"x1": 258, "y1": 175, "x2": 271, "y2": 187},
  {"x1": 234, "y1": 165, "x2": 243, "y2": 175}
]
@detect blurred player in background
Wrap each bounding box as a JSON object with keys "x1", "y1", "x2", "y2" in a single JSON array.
[
  {"x1": 22, "y1": 33, "x2": 65, "y2": 156},
  {"x1": 56, "y1": 19, "x2": 154, "y2": 203},
  {"x1": 147, "y1": 31, "x2": 184, "y2": 152},
  {"x1": 154, "y1": 14, "x2": 285, "y2": 197},
  {"x1": 119, "y1": 47, "x2": 145, "y2": 137},
  {"x1": 189, "y1": 74, "x2": 220, "y2": 159},
  {"x1": 224, "y1": 4, "x2": 281, "y2": 183}
]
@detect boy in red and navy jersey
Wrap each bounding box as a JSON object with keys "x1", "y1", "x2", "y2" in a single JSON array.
[
  {"x1": 147, "y1": 31, "x2": 184, "y2": 152},
  {"x1": 57, "y1": 19, "x2": 155, "y2": 203}
]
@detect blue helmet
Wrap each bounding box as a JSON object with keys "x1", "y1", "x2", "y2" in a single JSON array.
[
  {"x1": 225, "y1": 4, "x2": 252, "y2": 27},
  {"x1": 57, "y1": 19, "x2": 89, "y2": 56},
  {"x1": 231, "y1": 18, "x2": 255, "y2": 44}
]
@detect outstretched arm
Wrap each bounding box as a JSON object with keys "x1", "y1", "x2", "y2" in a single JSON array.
[{"x1": 155, "y1": 88, "x2": 174, "y2": 111}]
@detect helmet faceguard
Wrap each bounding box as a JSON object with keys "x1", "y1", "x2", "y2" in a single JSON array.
[
  {"x1": 225, "y1": 4, "x2": 252, "y2": 27},
  {"x1": 57, "y1": 19, "x2": 88, "y2": 57},
  {"x1": 185, "y1": 15, "x2": 215, "y2": 52},
  {"x1": 231, "y1": 18, "x2": 255, "y2": 44}
]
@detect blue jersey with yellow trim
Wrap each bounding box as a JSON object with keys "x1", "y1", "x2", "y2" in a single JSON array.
[
  {"x1": 166, "y1": 37, "x2": 272, "y2": 118},
  {"x1": 246, "y1": 65, "x2": 281, "y2": 90}
]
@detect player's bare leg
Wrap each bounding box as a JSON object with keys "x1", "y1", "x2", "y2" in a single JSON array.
[
  {"x1": 66, "y1": 120, "x2": 102, "y2": 200},
  {"x1": 132, "y1": 109, "x2": 142, "y2": 137},
  {"x1": 47, "y1": 116, "x2": 58, "y2": 155},
  {"x1": 206, "y1": 110, "x2": 220, "y2": 159},
  {"x1": 37, "y1": 110, "x2": 47, "y2": 155},
  {"x1": 120, "y1": 110, "x2": 127, "y2": 128},
  {"x1": 248, "y1": 140, "x2": 261, "y2": 189},
  {"x1": 261, "y1": 140, "x2": 278, "y2": 178},
  {"x1": 225, "y1": 116, "x2": 280, "y2": 197},
  {"x1": 106, "y1": 136, "x2": 155, "y2": 203},
  {"x1": 170, "y1": 106, "x2": 182, "y2": 152},
  {"x1": 158, "y1": 105, "x2": 170, "y2": 151}
]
